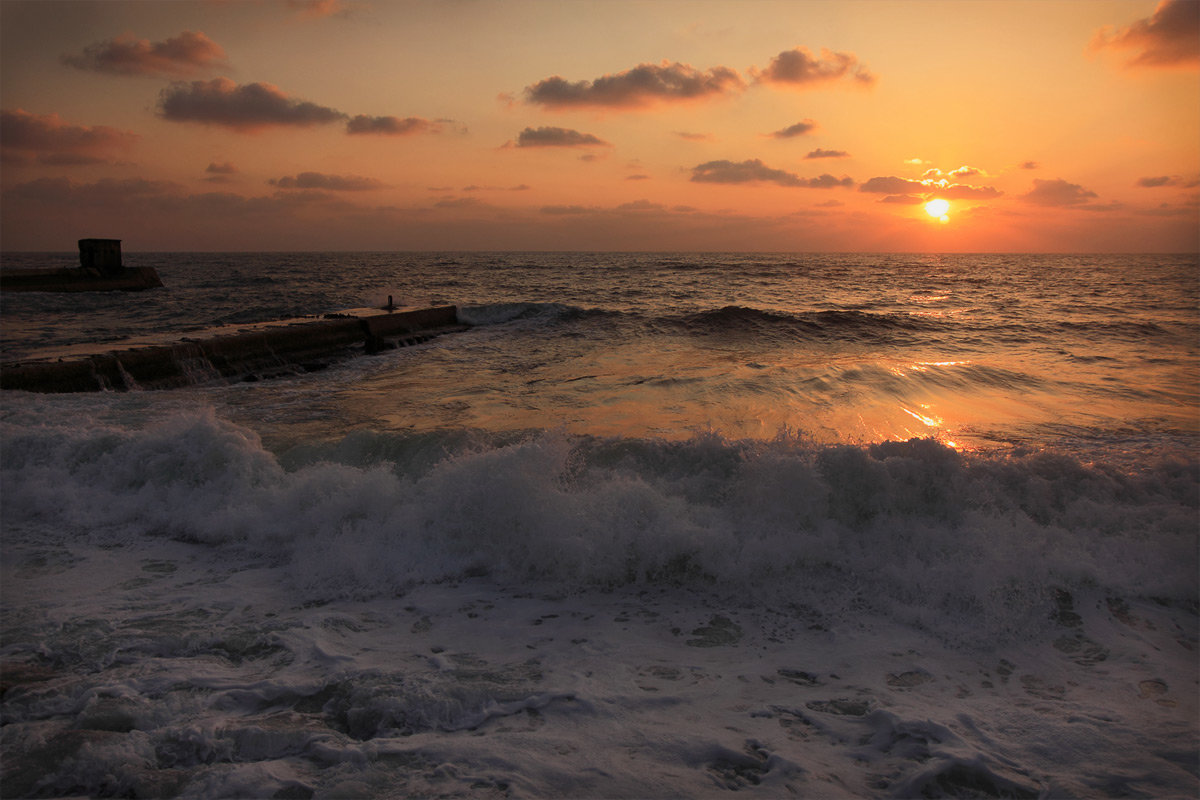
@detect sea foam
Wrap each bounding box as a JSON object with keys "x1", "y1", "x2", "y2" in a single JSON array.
[{"x1": 3, "y1": 407, "x2": 1194, "y2": 646}]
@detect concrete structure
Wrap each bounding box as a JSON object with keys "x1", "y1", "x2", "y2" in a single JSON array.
[
  {"x1": 79, "y1": 239, "x2": 123, "y2": 276},
  {"x1": 1, "y1": 239, "x2": 162, "y2": 293},
  {"x1": 1, "y1": 306, "x2": 464, "y2": 393}
]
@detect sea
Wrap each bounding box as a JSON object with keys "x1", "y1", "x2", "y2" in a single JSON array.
[{"x1": 0, "y1": 251, "x2": 1197, "y2": 799}]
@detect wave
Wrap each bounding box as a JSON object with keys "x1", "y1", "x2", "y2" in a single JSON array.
[
  {"x1": 3, "y1": 408, "x2": 1195, "y2": 647},
  {"x1": 668, "y1": 305, "x2": 950, "y2": 344},
  {"x1": 456, "y1": 302, "x2": 591, "y2": 327}
]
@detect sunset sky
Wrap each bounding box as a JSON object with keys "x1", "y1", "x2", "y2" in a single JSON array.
[{"x1": 1, "y1": 0, "x2": 1197, "y2": 252}]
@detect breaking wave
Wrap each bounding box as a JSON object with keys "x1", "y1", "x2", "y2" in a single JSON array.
[{"x1": 3, "y1": 408, "x2": 1195, "y2": 647}]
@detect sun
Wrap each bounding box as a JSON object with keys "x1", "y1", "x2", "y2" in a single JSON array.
[{"x1": 924, "y1": 198, "x2": 950, "y2": 223}]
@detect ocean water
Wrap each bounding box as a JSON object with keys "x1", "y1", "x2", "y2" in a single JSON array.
[{"x1": 1, "y1": 252, "x2": 1197, "y2": 798}]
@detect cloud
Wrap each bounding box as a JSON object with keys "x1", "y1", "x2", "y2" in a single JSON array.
[
  {"x1": 675, "y1": 131, "x2": 714, "y2": 141},
  {"x1": 903, "y1": 158, "x2": 929, "y2": 166},
  {"x1": 940, "y1": 184, "x2": 1003, "y2": 199},
  {"x1": 859, "y1": 175, "x2": 927, "y2": 194},
  {"x1": 0, "y1": 108, "x2": 138, "y2": 163},
  {"x1": 769, "y1": 120, "x2": 817, "y2": 139},
  {"x1": 627, "y1": 174, "x2": 651, "y2": 181},
  {"x1": 1019, "y1": 161, "x2": 1040, "y2": 170},
  {"x1": 751, "y1": 46, "x2": 876, "y2": 88},
  {"x1": 860, "y1": 173, "x2": 1001, "y2": 199},
  {"x1": 690, "y1": 159, "x2": 852, "y2": 188},
  {"x1": 513, "y1": 126, "x2": 609, "y2": 148},
  {"x1": 1021, "y1": 178, "x2": 1099, "y2": 206},
  {"x1": 10, "y1": 176, "x2": 182, "y2": 204},
  {"x1": 1091, "y1": 0, "x2": 1200, "y2": 69},
  {"x1": 524, "y1": 60, "x2": 744, "y2": 109},
  {"x1": 157, "y1": 78, "x2": 346, "y2": 131},
  {"x1": 949, "y1": 165, "x2": 986, "y2": 178},
  {"x1": 204, "y1": 162, "x2": 237, "y2": 183},
  {"x1": 881, "y1": 195, "x2": 924, "y2": 205},
  {"x1": 1137, "y1": 175, "x2": 1200, "y2": 188},
  {"x1": 346, "y1": 115, "x2": 439, "y2": 135},
  {"x1": 63, "y1": 31, "x2": 227, "y2": 77},
  {"x1": 805, "y1": 148, "x2": 849, "y2": 159},
  {"x1": 269, "y1": 172, "x2": 385, "y2": 190},
  {"x1": 288, "y1": 0, "x2": 356, "y2": 19},
  {"x1": 463, "y1": 184, "x2": 532, "y2": 192}
]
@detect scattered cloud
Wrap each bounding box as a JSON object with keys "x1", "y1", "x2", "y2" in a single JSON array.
[
  {"x1": 751, "y1": 46, "x2": 876, "y2": 88},
  {"x1": 512, "y1": 126, "x2": 609, "y2": 148},
  {"x1": 690, "y1": 159, "x2": 851, "y2": 188},
  {"x1": 157, "y1": 78, "x2": 346, "y2": 131},
  {"x1": 1091, "y1": 0, "x2": 1200, "y2": 69},
  {"x1": 950, "y1": 165, "x2": 986, "y2": 178},
  {"x1": 287, "y1": 0, "x2": 356, "y2": 19},
  {"x1": 63, "y1": 31, "x2": 227, "y2": 77},
  {"x1": 903, "y1": 158, "x2": 929, "y2": 166},
  {"x1": 540, "y1": 204, "x2": 592, "y2": 215},
  {"x1": 860, "y1": 173, "x2": 1001, "y2": 200},
  {"x1": 270, "y1": 171, "x2": 385, "y2": 190},
  {"x1": 1021, "y1": 178, "x2": 1099, "y2": 206},
  {"x1": 1136, "y1": 174, "x2": 1200, "y2": 188},
  {"x1": 10, "y1": 176, "x2": 182, "y2": 204},
  {"x1": 627, "y1": 174, "x2": 651, "y2": 181},
  {"x1": 1019, "y1": 161, "x2": 1040, "y2": 170},
  {"x1": 675, "y1": 131, "x2": 714, "y2": 141},
  {"x1": 768, "y1": 120, "x2": 817, "y2": 139},
  {"x1": 0, "y1": 108, "x2": 138, "y2": 164},
  {"x1": 940, "y1": 184, "x2": 1003, "y2": 200},
  {"x1": 524, "y1": 61, "x2": 744, "y2": 109},
  {"x1": 859, "y1": 175, "x2": 927, "y2": 194},
  {"x1": 881, "y1": 195, "x2": 924, "y2": 204},
  {"x1": 805, "y1": 148, "x2": 849, "y2": 159},
  {"x1": 203, "y1": 161, "x2": 237, "y2": 183},
  {"x1": 922, "y1": 165, "x2": 988, "y2": 179},
  {"x1": 346, "y1": 115, "x2": 440, "y2": 135},
  {"x1": 462, "y1": 183, "x2": 532, "y2": 192}
]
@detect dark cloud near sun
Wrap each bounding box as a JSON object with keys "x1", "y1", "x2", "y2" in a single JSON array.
[
  {"x1": 1091, "y1": 0, "x2": 1199, "y2": 69},
  {"x1": 346, "y1": 115, "x2": 440, "y2": 135},
  {"x1": 157, "y1": 78, "x2": 346, "y2": 131},
  {"x1": 524, "y1": 61, "x2": 744, "y2": 109},
  {"x1": 941, "y1": 184, "x2": 1002, "y2": 199},
  {"x1": 861, "y1": 174, "x2": 1001, "y2": 199},
  {"x1": 859, "y1": 175, "x2": 927, "y2": 194},
  {"x1": 751, "y1": 46, "x2": 876, "y2": 88},
  {"x1": 769, "y1": 120, "x2": 817, "y2": 139},
  {"x1": 513, "y1": 127, "x2": 609, "y2": 148},
  {"x1": 881, "y1": 195, "x2": 924, "y2": 205},
  {"x1": 1, "y1": 108, "x2": 138, "y2": 164},
  {"x1": 690, "y1": 159, "x2": 851, "y2": 188},
  {"x1": 1021, "y1": 178, "x2": 1099, "y2": 206},
  {"x1": 805, "y1": 149, "x2": 849, "y2": 159},
  {"x1": 269, "y1": 172, "x2": 385, "y2": 191},
  {"x1": 63, "y1": 31, "x2": 227, "y2": 77}
]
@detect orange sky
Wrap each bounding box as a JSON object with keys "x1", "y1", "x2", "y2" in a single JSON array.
[{"x1": 1, "y1": 0, "x2": 1197, "y2": 252}]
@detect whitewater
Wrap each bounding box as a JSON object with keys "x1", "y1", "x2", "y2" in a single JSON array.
[{"x1": 1, "y1": 252, "x2": 1196, "y2": 798}]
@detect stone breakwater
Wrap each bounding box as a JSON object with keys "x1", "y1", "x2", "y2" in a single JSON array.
[{"x1": 0, "y1": 306, "x2": 463, "y2": 393}]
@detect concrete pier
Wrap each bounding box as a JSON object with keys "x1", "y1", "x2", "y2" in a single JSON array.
[{"x1": 0, "y1": 305, "x2": 463, "y2": 393}]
